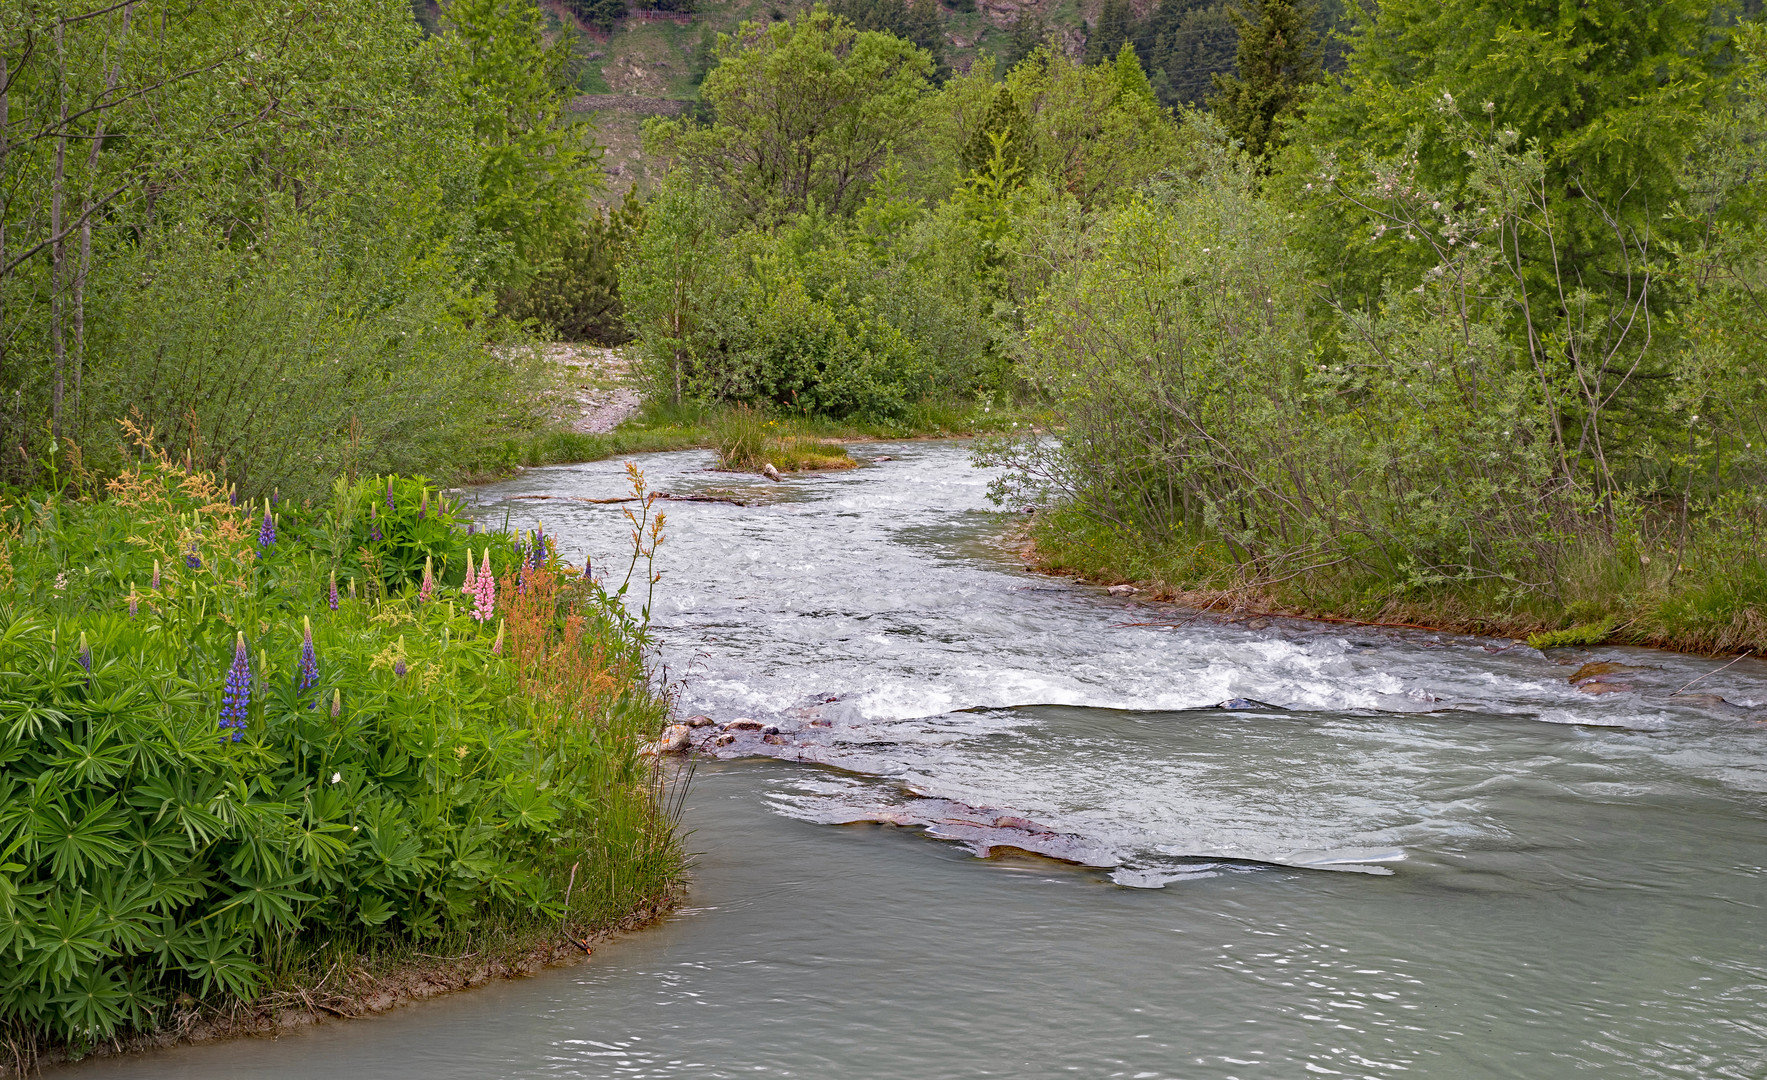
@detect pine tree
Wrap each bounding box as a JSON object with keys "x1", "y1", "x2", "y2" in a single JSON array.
[
  {"x1": 959, "y1": 85, "x2": 1035, "y2": 179},
  {"x1": 1208, "y1": 0, "x2": 1321, "y2": 159},
  {"x1": 1084, "y1": 0, "x2": 1135, "y2": 65}
]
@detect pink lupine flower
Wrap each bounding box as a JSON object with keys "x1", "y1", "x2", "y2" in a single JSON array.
[{"x1": 471, "y1": 549, "x2": 495, "y2": 623}]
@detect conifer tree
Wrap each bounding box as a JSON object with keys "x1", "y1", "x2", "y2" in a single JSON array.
[{"x1": 1208, "y1": 0, "x2": 1321, "y2": 159}]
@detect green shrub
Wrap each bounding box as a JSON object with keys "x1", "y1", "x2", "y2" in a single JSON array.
[
  {"x1": 0, "y1": 452, "x2": 678, "y2": 1051},
  {"x1": 499, "y1": 200, "x2": 646, "y2": 343}
]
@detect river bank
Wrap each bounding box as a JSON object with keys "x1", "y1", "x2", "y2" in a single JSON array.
[
  {"x1": 11, "y1": 898, "x2": 677, "y2": 1076},
  {"x1": 1019, "y1": 506, "x2": 1767, "y2": 659},
  {"x1": 0, "y1": 456, "x2": 684, "y2": 1075}
]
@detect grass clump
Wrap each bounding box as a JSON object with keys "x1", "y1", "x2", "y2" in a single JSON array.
[
  {"x1": 1526, "y1": 620, "x2": 1620, "y2": 650},
  {"x1": 710, "y1": 406, "x2": 854, "y2": 474},
  {"x1": 0, "y1": 443, "x2": 682, "y2": 1063}
]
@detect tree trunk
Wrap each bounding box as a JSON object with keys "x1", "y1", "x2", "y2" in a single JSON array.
[
  {"x1": 51, "y1": 21, "x2": 68, "y2": 441},
  {"x1": 74, "y1": 5, "x2": 132, "y2": 433}
]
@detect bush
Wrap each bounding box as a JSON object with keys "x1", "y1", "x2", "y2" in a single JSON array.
[
  {"x1": 0, "y1": 449, "x2": 679, "y2": 1052},
  {"x1": 499, "y1": 199, "x2": 646, "y2": 343}
]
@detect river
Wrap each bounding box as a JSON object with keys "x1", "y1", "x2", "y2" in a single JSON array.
[{"x1": 66, "y1": 441, "x2": 1767, "y2": 1078}]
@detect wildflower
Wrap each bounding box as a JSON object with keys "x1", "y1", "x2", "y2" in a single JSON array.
[
  {"x1": 394, "y1": 658, "x2": 407, "y2": 678},
  {"x1": 259, "y1": 499, "x2": 276, "y2": 549},
  {"x1": 419, "y1": 556, "x2": 435, "y2": 603},
  {"x1": 299, "y1": 616, "x2": 319, "y2": 693},
  {"x1": 492, "y1": 618, "x2": 505, "y2": 656},
  {"x1": 387, "y1": 476, "x2": 396, "y2": 512},
  {"x1": 462, "y1": 549, "x2": 477, "y2": 599},
  {"x1": 418, "y1": 490, "x2": 428, "y2": 521},
  {"x1": 152, "y1": 560, "x2": 161, "y2": 591},
  {"x1": 331, "y1": 771, "x2": 342, "y2": 784},
  {"x1": 330, "y1": 570, "x2": 339, "y2": 611},
  {"x1": 229, "y1": 485, "x2": 238, "y2": 507},
  {"x1": 466, "y1": 521, "x2": 476, "y2": 537},
  {"x1": 221, "y1": 632, "x2": 250, "y2": 742},
  {"x1": 128, "y1": 583, "x2": 138, "y2": 618},
  {"x1": 331, "y1": 688, "x2": 342, "y2": 717},
  {"x1": 77, "y1": 632, "x2": 91, "y2": 673},
  {"x1": 369, "y1": 503, "x2": 382, "y2": 542},
  {"x1": 472, "y1": 550, "x2": 496, "y2": 623},
  {"x1": 185, "y1": 543, "x2": 202, "y2": 570}
]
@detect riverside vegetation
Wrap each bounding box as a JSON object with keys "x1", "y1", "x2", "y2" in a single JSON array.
[
  {"x1": 0, "y1": 444, "x2": 681, "y2": 1066},
  {"x1": 611, "y1": 0, "x2": 1767, "y2": 654},
  {"x1": 1, "y1": 1, "x2": 685, "y2": 1064}
]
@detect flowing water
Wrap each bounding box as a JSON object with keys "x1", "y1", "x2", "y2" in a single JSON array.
[{"x1": 68, "y1": 442, "x2": 1767, "y2": 1078}]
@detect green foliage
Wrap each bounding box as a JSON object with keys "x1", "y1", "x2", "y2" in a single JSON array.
[
  {"x1": 564, "y1": 0, "x2": 630, "y2": 31},
  {"x1": 447, "y1": 0, "x2": 604, "y2": 277},
  {"x1": 0, "y1": 455, "x2": 678, "y2": 1051},
  {"x1": 1083, "y1": 0, "x2": 1136, "y2": 65},
  {"x1": 0, "y1": 0, "x2": 600, "y2": 498},
  {"x1": 1208, "y1": 0, "x2": 1323, "y2": 160},
  {"x1": 1527, "y1": 621, "x2": 1619, "y2": 650},
  {"x1": 826, "y1": 0, "x2": 949, "y2": 77},
  {"x1": 644, "y1": 5, "x2": 935, "y2": 223},
  {"x1": 499, "y1": 199, "x2": 646, "y2": 343}
]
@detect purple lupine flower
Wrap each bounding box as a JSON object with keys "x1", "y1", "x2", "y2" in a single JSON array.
[
  {"x1": 185, "y1": 544, "x2": 202, "y2": 570},
  {"x1": 418, "y1": 491, "x2": 428, "y2": 522},
  {"x1": 368, "y1": 503, "x2": 382, "y2": 543},
  {"x1": 258, "y1": 500, "x2": 276, "y2": 549},
  {"x1": 229, "y1": 486, "x2": 238, "y2": 507},
  {"x1": 298, "y1": 616, "x2": 319, "y2": 693},
  {"x1": 77, "y1": 632, "x2": 91, "y2": 673},
  {"x1": 128, "y1": 585, "x2": 139, "y2": 618},
  {"x1": 329, "y1": 571, "x2": 339, "y2": 611},
  {"x1": 221, "y1": 632, "x2": 250, "y2": 742},
  {"x1": 394, "y1": 658, "x2": 407, "y2": 678},
  {"x1": 152, "y1": 561, "x2": 161, "y2": 591},
  {"x1": 418, "y1": 557, "x2": 435, "y2": 603},
  {"x1": 386, "y1": 477, "x2": 396, "y2": 512},
  {"x1": 466, "y1": 521, "x2": 475, "y2": 537}
]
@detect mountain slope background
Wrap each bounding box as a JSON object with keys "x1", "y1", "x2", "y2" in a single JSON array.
[{"x1": 409, "y1": 0, "x2": 1353, "y2": 201}]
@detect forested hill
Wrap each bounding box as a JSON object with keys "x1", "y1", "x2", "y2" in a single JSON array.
[{"x1": 413, "y1": 0, "x2": 1350, "y2": 198}]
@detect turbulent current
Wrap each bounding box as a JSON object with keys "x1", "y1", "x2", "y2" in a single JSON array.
[{"x1": 68, "y1": 441, "x2": 1767, "y2": 1079}]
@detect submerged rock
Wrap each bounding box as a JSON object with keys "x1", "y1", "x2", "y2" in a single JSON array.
[
  {"x1": 1569, "y1": 661, "x2": 1653, "y2": 686},
  {"x1": 1215, "y1": 698, "x2": 1284, "y2": 711},
  {"x1": 724, "y1": 718, "x2": 766, "y2": 731},
  {"x1": 684, "y1": 714, "x2": 716, "y2": 728},
  {"x1": 1106, "y1": 584, "x2": 1137, "y2": 596}
]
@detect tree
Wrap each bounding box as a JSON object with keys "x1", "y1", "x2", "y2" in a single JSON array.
[
  {"x1": 1208, "y1": 0, "x2": 1321, "y2": 160},
  {"x1": 1135, "y1": 2, "x2": 1238, "y2": 107},
  {"x1": 825, "y1": 0, "x2": 948, "y2": 78},
  {"x1": 959, "y1": 85, "x2": 1035, "y2": 179},
  {"x1": 1084, "y1": 0, "x2": 1135, "y2": 65},
  {"x1": 645, "y1": 7, "x2": 934, "y2": 222},
  {"x1": 999, "y1": 11, "x2": 1047, "y2": 72},
  {"x1": 448, "y1": 0, "x2": 602, "y2": 276}
]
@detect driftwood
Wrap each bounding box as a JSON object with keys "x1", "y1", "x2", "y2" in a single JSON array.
[{"x1": 499, "y1": 491, "x2": 752, "y2": 507}]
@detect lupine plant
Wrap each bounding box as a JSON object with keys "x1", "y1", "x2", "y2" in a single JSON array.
[{"x1": 0, "y1": 449, "x2": 680, "y2": 1056}]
